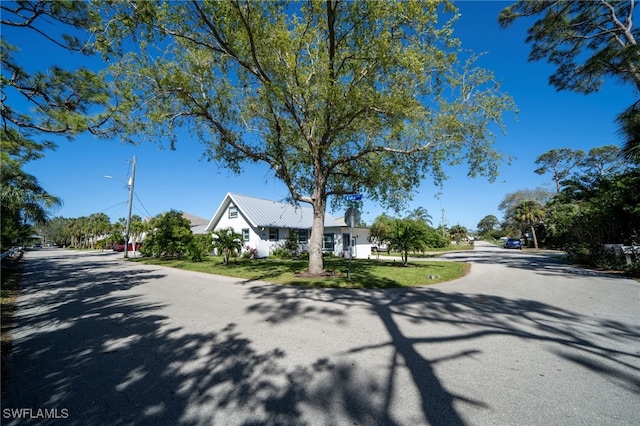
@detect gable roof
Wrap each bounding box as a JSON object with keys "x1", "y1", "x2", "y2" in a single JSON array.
[
  {"x1": 182, "y1": 212, "x2": 209, "y2": 227},
  {"x1": 180, "y1": 212, "x2": 210, "y2": 235},
  {"x1": 206, "y1": 193, "x2": 343, "y2": 231}
]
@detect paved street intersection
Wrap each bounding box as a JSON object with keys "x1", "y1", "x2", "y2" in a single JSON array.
[{"x1": 2, "y1": 243, "x2": 639, "y2": 425}]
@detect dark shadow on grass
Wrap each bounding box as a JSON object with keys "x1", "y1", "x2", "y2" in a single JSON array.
[
  {"x1": 250, "y1": 258, "x2": 464, "y2": 289},
  {"x1": 136, "y1": 255, "x2": 466, "y2": 289}
]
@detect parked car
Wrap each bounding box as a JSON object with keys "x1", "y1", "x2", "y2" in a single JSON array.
[
  {"x1": 33, "y1": 243, "x2": 42, "y2": 249},
  {"x1": 371, "y1": 243, "x2": 388, "y2": 252},
  {"x1": 503, "y1": 238, "x2": 522, "y2": 250},
  {"x1": 113, "y1": 243, "x2": 142, "y2": 252}
]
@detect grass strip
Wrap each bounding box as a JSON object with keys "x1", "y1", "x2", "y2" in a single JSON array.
[{"x1": 134, "y1": 256, "x2": 470, "y2": 289}]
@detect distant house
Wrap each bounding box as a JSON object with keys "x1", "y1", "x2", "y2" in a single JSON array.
[
  {"x1": 205, "y1": 193, "x2": 371, "y2": 259},
  {"x1": 182, "y1": 212, "x2": 210, "y2": 235}
]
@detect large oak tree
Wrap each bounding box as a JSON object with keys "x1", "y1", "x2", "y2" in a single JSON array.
[{"x1": 97, "y1": 0, "x2": 514, "y2": 274}]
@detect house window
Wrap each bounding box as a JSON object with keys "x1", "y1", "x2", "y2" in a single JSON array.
[
  {"x1": 269, "y1": 228, "x2": 279, "y2": 240},
  {"x1": 229, "y1": 206, "x2": 238, "y2": 219},
  {"x1": 242, "y1": 228, "x2": 249, "y2": 242},
  {"x1": 323, "y1": 234, "x2": 334, "y2": 251},
  {"x1": 297, "y1": 229, "x2": 308, "y2": 243}
]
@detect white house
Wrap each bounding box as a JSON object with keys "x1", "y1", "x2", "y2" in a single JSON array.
[{"x1": 205, "y1": 193, "x2": 371, "y2": 259}]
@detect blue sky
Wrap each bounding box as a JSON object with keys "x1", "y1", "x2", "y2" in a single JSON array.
[{"x1": 16, "y1": 1, "x2": 634, "y2": 230}]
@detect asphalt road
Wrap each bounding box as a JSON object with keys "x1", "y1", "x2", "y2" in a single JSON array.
[{"x1": 2, "y1": 242, "x2": 639, "y2": 425}]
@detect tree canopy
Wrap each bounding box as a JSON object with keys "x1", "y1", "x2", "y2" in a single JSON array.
[
  {"x1": 533, "y1": 146, "x2": 629, "y2": 193},
  {"x1": 499, "y1": 0, "x2": 639, "y2": 94},
  {"x1": 476, "y1": 214, "x2": 499, "y2": 235},
  {"x1": 448, "y1": 224, "x2": 468, "y2": 244},
  {"x1": 579, "y1": 145, "x2": 627, "y2": 180},
  {"x1": 1, "y1": 1, "x2": 114, "y2": 153},
  {"x1": 498, "y1": 187, "x2": 553, "y2": 228},
  {"x1": 1, "y1": 0, "x2": 116, "y2": 249},
  {"x1": 499, "y1": 0, "x2": 640, "y2": 163},
  {"x1": 534, "y1": 148, "x2": 585, "y2": 193},
  {"x1": 95, "y1": 0, "x2": 515, "y2": 274},
  {"x1": 387, "y1": 218, "x2": 430, "y2": 266},
  {"x1": 140, "y1": 210, "x2": 194, "y2": 259}
]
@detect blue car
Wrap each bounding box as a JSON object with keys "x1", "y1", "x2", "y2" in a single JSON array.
[{"x1": 504, "y1": 238, "x2": 522, "y2": 250}]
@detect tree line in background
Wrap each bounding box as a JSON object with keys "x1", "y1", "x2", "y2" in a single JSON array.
[
  {"x1": 34, "y1": 213, "x2": 144, "y2": 250},
  {"x1": 369, "y1": 208, "x2": 467, "y2": 266},
  {"x1": 33, "y1": 209, "x2": 214, "y2": 262},
  {"x1": 476, "y1": 144, "x2": 639, "y2": 275}
]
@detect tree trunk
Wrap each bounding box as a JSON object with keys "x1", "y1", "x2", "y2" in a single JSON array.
[
  {"x1": 308, "y1": 195, "x2": 327, "y2": 276},
  {"x1": 530, "y1": 225, "x2": 539, "y2": 249}
]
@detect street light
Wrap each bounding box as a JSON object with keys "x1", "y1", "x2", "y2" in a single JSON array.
[{"x1": 104, "y1": 155, "x2": 136, "y2": 258}]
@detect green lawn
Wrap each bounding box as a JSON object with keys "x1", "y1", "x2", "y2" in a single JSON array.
[
  {"x1": 375, "y1": 243, "x2": 475, "y2": 259},
  {"x1": 133, "y1": 256, "x2": 470, "y2": 289}
]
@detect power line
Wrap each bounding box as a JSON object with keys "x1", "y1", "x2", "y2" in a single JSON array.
[{"x1": 133, "y1": 191, "x2": 153, "y2": 218}]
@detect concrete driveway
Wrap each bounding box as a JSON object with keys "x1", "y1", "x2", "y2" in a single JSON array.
[{"x1": 2, "y1": 243, "x2": 639, "y2": 425}]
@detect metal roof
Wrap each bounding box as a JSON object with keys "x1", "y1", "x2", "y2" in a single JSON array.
[
  {"x1": 206, "y1": 193, "x2": 343, "y2": 231},
  {"x1": 182, "y1": 212, "x2": 209, "y2": 227}
]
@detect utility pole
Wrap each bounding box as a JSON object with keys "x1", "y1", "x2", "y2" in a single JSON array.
[
  {"x1": 124, "y1": 156, "x2": 136, "y2": 259},
  {"x1": 440, "y1": 206, "x2": 447, "y2": 239}
]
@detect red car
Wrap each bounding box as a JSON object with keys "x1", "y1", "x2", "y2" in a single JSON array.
[{"x1": 113, "y1": 243, "x2": 142, "y2": 252}]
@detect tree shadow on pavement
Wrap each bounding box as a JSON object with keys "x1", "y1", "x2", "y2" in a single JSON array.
[
  {"x1": 439, "y1": 250, "x2": 621, "y2": 279},
  {"x1": 2, "y1": 253, "x2": 399, "y2": 425},
  {"x1": 3, "y1": 251, "x2": 638, "y2": 425},
  {"x1": 242, "y1": 284, "x2": 640, "y2": 424}
]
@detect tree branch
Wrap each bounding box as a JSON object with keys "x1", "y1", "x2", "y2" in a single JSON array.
[{"x1": 233, "y1": 0, "x2": 271, "y2": 82}]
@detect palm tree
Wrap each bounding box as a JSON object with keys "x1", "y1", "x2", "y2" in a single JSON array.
[
  {"x1": 68, "y1": 216, "x2": 90, "y2": 248},
  {"x1": 449, "y1": 224, "x2": 468, "y2": 244},
  {"x1": 76, "y1": 216, "x2": 90, "y2": 248},
  {"x1": 108, "y1": 219, "x2": 126, "y2": 246},
  {"x1": 1, "y1": 163, "x2": 61, "y2": 248},
  {"x1": 514, "y1": 200, "x2": 545, "y2": 249},
  {"x1": 212, "y1": 227, "x2": 243, "y2": 265},
  {"x1": 406, "y1": 207, "x2": 433, "y2": 225},
  {"x1": 88, "y1": 213, "x2": 111, "y2": 249},
  {"x1": 129, "y1": 215, "x2": 148, "y2": 250},
  {"x1": 618, "y1": 102, "x2": 639, "y2": 164}
]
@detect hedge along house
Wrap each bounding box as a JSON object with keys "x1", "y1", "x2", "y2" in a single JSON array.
[{"x1": 205, "y1": 193, "x2": 371, "y2": 259}]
